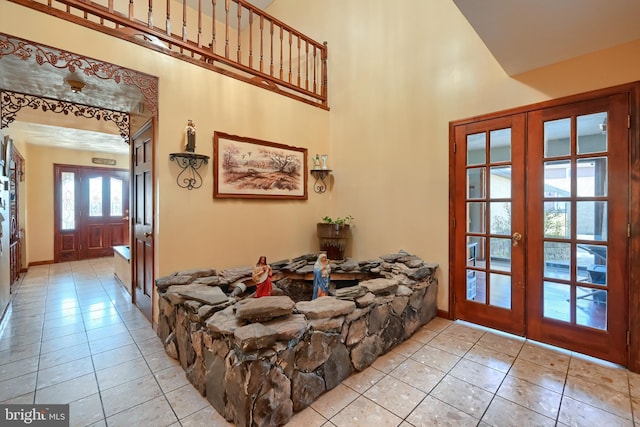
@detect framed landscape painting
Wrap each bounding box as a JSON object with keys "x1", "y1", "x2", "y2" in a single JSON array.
[{"x1": 213, "y1": 131, "x2": 308, "y2": 199}]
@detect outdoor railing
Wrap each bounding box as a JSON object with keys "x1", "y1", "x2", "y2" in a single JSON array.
[{"x1": 8, "y1": 0, "x2": 328, "y2": 108}]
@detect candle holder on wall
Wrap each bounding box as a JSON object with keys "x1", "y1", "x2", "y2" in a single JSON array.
[{"x1": 169, "y1": 152, "x2": 210, "y2": 190}]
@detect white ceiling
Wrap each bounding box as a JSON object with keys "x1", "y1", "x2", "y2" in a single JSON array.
[
  {"x1": 453, "y1": 0, "x2": 640, "y2": 76},
  {"x1": 2, "y1": 0, "x2": 639, "y2": 152}
]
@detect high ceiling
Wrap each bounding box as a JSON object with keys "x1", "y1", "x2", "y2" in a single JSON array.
[
  {"x1": 453, "y1": 0, "x2": 640, "y2": 76},
  {"x1": 1, "y1": 0, "x2": 639, "y2": 153}
]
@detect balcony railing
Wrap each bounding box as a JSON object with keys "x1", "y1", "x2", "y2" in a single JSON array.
[{"x1": 9, "y1": 0, "x2": 328, "y2": 108}]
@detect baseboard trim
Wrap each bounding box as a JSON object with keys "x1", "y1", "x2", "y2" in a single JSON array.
[
  {"x1": 28, "y1": 260, "x2": 55, "y2": 267},
  {"x1": 437, "y1": 309, "x2": 451, "y2": 319}
]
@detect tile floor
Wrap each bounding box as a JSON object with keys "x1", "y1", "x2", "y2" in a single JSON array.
[{"x1": 1, "y1": 258, "x2": 639, "y2": 426}]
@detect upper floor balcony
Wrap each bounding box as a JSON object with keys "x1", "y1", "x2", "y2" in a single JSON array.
[{"x1": 7, "y1": 0, "x2": 328, "y2": 109}]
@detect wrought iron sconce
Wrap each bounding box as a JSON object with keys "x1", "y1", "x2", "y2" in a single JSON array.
[
  {"x1": 170, "y1": 152, "x2": 210, "y2": 190},
  {"x1": 310, "y1": 169, "x2": 331, "y2": 193}
]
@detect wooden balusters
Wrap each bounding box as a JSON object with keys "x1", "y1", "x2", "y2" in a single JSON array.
[
  {"x1": 269, "y1": 20, "x2": 273, "y2": 76},
  {"x1": 211, "y1": 0, "x2": 216, "y2": 54},
  {"x1": 224, "y1": 0, "x2": 230, "y2": 59},
  {"x1": 197, "y1": 0, "x2": 202, "y2": 47},
  {"x1": 288, "y1": 32, "x2": 292, "y2": 83},
  {"x1": 181, "y1": 0, "x2": 187, "y2": 41},
  {"x1": 237, "y1": 2, "x2": 241, "y2": 62},
  {"x1": 279, "y1": 26, "x2": 283, "y2": 80},
  {"x1": 297, "y1": 36, "x2": 301, "y2": 88},
  {"x1": 147, "y1": 0, "x2": 153, "y2": 27},
  {"x1": 128, "y1": 0, "x2": 133, "y2": 20},
  {"x1": 322, "y1": 41, "x2": 328, "y2": 100},
  {"x1": 259, "y1": 15, "x2": 264, "y2": 73},
  {"x1": 313, "y1": 45, "x2": 317, "y2": 94},
  {"x1": 165, "y1": 0, "x2": 171, "y2": 35},
  {"x1": 248, "y1": 10, "x2": 253, "y2": 69},
  {"x1": 305, "y1": 40, "x2": 309, "y2": 91}
]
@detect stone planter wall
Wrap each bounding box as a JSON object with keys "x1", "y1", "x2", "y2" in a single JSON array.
[{"x1": 155, "y1": 251, "x2": 439, "y2": 427}]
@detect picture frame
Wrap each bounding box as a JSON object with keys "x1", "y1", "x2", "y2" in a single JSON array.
[{"x1": 213, "y1": 131, "x2": 307, "y2": 199}]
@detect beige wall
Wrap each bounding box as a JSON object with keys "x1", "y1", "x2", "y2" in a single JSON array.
[
  {"x1": 267, "y1": 0, "x2": 640, "y2": 311},
  {"x1": 2, "y1": 1, "x2": 640, "y2": 314},
  {"x1": 14, "y1": 143, "x2": 129, "y2": 264}
]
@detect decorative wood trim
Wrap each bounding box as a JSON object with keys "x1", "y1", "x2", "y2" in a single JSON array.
[
  {"x1": 437, "y1": 309, "x2": 451, "y2": 320},
  {"x1": 28, "y1": 260, "x2": 55, "y2": 267}
]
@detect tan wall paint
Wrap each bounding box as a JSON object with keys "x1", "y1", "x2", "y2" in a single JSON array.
[
  {"x1": 2, "y1": 1, "x2": 640, "y2": 314},
  {"x1": 0, "y1": 2, "x2": 330, "y2": 278},
  {"x1": 16, "y1": 143, "x2": 129, "y2": 264},
  {"x1": 266, "y1": 0, "x2": 640, "y2": 312}
]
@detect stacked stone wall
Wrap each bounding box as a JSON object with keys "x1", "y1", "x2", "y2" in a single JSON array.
[{"x1": 155, "y1": 251, "x2": 438, "y2": 427}]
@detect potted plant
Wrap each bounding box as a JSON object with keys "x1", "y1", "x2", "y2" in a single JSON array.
[{"x1": 317, "y1": 215, "x2": 354, "y2": 260}]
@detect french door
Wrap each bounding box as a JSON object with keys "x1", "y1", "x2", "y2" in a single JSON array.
[{"x1": 452, "y1": 92, "x2": 630, "y2": 365}]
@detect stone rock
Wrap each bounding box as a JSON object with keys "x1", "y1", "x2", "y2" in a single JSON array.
[
  {"x1": 308, "y1": 316, "x2": 345, "y2": 332},
  {"x1": 346, "y1": 306, "x2": 372, "y2": 321},
  {"x1": 218, "y1": 266, "x2": 253, "y2": 285},
  {"x1": 346, "y1": 317, "x2": 367, "y2": 346},
  {"x1": 359, "y1": 278, "x2": 399, "y2": 295},
  {"x1": 168, "y1": 283, "x2": 230, "y2": 306},
  {"x1": 335, "y1": 286, "x2": 366, "y2": 299},
  {"x1": 380, "y1": 315, "x2": 404, "y2": 352},
  {"x1": 396, "y1": 285, "x2": 413, "y2": 297},
  {"x1": 204, "y1": 347, "x2": 226, "y2": 415},
  {"x1": 178, "y1": 268, "x2": 217, "y2": 279},
  {"x1": 351, "y1": 334, "x2": 382, "y2": 371},
  {"x1": 283, "y1": 260, "x2": 307, "y2": 272},
  {"x1": 295, "y1": 331, "x2": 339, "y2": 372},
  {"x1": 156, "y1": 274, "x2": 192, "y2": 292},
  {"x1": 224, "y1": 359, "x2": 251, "y2": 427},
  {"x1": 193, "y1": 276, "x2": 221, "y2": 286},
  {"x1": 295, "y1": 297, "x2": 355, "y2": 319},
  {"x1": 391, "y1": 296, "x2": 409, "y2": 316},
  {"x1": 379, "y1": 251, "x2": 409, "y2": 262},
  {"x1": 355, "y1": 292, "x2": 375, "y2": 307},
  {"x1": 292, "y1": 253, "x2": 318, "y2": 262},
  {"x1": 253, "y1": 366, "x2": 293, "y2": 427},
  {"x1": 294, "y1": 264, "x2": 315, "y2": 274},
  {"x1": 175, "y1": 307, "x2": 196, "y2": 369},
  {"x1": 235, "y1": 296, "x2": 295, "y2": 322},
  {"x1": 339, "y1": 258, "x2": 360, "y2": 272},
  {"x1": 206, "y1": 306, "x2": 246, "y2": 336},
  {"x1": 407, "y1": 265, "x2": 435, "y2": 281},
  {"x1": 292, "y1": 370, "x2": 325, "y2": 412},
  {"x1": 276, "y1": 348, "x2": 295, "y2": 378},
  {"x1": 164, "y1": 332, "x2": 178, "y2": 360},
  {"x1": 234, "y1": 314, "x2": 307, "y2": 352},
  {"x1": 324, "y1": 343, "x2": 353, "y2": 390},
  {"x1": 368, "y1": 304, "x2": 390, "y2": 335}
]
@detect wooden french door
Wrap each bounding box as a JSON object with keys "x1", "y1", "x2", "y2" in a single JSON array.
[
  {"x1": 453, "y1": 114, "x2": 527, "y2": 335},
  {"x1": 54, "y1": 165, "x2": 129, "y2": 262},
  {"x1": 452, "y1": 91, "x2": 630, "y2": 365},
  {"x1": 131, "y1": 120, "x2": 154, "y2": 321},
  {"x1": 526, "y1": 94, "x2": 629, "y2": 364}
]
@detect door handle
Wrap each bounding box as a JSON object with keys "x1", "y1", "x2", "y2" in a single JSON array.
[
  {"x1": 144, "y1": 231, "x2": 152, "y2": 238},
  {"x1": 512, "y1": 232, "x2": 522, "y2": 247},
  {"x1": 122, "y1": 216, "x2": 129, "y2": 221}
]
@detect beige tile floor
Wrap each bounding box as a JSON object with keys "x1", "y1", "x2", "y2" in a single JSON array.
[{"x1": 1, "y1": 258, "x2": 639, "y2": 426}]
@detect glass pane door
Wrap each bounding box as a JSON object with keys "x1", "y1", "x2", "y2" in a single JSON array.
[
  {"x1": 541, "y1": 112, "x2": 608, "y2": 330},
  {"x1": 527, "y1": 94, "x2": 628, "y2": 365},
  {"x1": 454, "y1": 114, "x2": 526, "y2": 335}
]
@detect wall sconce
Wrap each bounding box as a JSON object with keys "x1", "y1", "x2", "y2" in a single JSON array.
[{"x1": 310, "y1": 153, "x2": 331, "y2": 193}]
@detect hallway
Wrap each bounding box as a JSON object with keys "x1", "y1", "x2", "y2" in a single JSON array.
[{"x1": 0, "y1": 258, "x2": 639, "y2": 426}]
